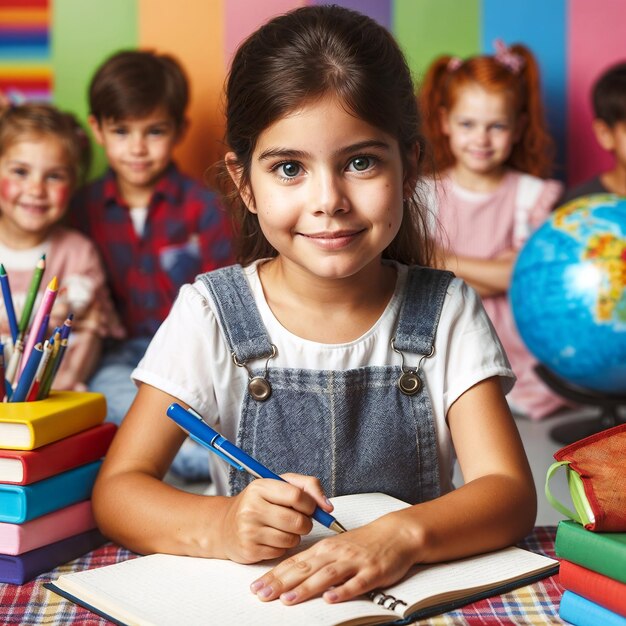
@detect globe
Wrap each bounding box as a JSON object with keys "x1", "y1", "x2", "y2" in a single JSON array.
[{"x1": 510, "y1": 193, "x2": 626, "y2": 394}]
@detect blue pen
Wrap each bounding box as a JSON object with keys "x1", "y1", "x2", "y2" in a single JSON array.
[{"x1": 167, "y1": 403, "x2": 347, "y2": 534}]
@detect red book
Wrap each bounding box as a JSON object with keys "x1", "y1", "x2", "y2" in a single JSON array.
[
  {"x1": 559, "y1": 559, "x2": 626, "y2": 617},
  {"x1": 0, "y1": 422, "x2": 116, "y2": 485}
]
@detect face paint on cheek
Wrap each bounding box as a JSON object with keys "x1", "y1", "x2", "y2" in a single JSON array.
[
  {"x1": 54, "y1": 185, "x2": 71, "y2": 209},
  {"x1": 0, "y1": 178, "x2": 16, "y2": 202}
]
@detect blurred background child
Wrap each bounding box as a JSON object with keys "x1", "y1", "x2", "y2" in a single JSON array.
[
  {"x1": 69, "y1": 50, "x2": 233, "y2": 479},
  {"x1": 0, "y1": 102, "x2": 119, "y2": 390},
  {"x1": 419, "y1": 42, "x2": 567, "y2": 420},
  {"x1": 562, "y1": 61, "x2": 626, "y2": 203}
]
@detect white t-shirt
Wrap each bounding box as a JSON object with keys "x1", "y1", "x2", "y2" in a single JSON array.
[{"x1": 133, "y1": 261, "x2": 514, "y2": 496}]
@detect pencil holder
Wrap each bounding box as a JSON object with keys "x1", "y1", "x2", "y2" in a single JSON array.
[{"x1": 0, "y1": 391, "x2": 107, "y2": 451}]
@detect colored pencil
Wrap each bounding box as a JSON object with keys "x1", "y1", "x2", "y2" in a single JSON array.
[
  {"x1": 19, "y1": 276, "x2": 58, "y2": 378},
  {"x1": 48, "y1": 315, "x2": 73, "y2": 384},
  {"x1": 4, "y1": 338, "x2": 23, "y2": 389},
  {"x1": 17, "y1": 254, "x2": 45, "y2": 337},
  {"x1": 0, "y1": 342, "x2": 5, "y2": 401},
  {"x1": 26, "y1": 338, "x2": 52, "y2": 402},
  {"x1": 37, "y1": 329, "x2": 61, "y2": 400},
  {"x1": 0, "y1": 264, "x2": 19, "y2": 343},
  {"x1": 11, "y1": 342, "x2": 43, "y2": 402},
  {"x1": 34, "y1": 313, "x2": 50, "y2": 345}
]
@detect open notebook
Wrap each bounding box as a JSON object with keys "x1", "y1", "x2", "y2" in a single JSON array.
[{"x1": 46, "y1": 493, "x2": 558, "y2": 626}]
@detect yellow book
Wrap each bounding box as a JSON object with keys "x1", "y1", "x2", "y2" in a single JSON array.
[{"x1": 0, "y1": 392, "x2": 107, "y2": 450}]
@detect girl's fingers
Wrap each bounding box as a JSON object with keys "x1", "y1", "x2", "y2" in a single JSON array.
[
  {"x1": 281, "y1": 473, "x2": 333, "y2": 512},
  {"x1": 252, "y1": 551, "x2": 350, "y2": 603}
]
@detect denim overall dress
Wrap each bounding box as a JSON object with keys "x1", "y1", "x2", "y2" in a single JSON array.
[{"x1": 199, "y1": 264, "x2": 453, "y2": 505}]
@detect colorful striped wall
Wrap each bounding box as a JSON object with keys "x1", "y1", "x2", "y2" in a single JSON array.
[
  {"x1": 0, "y1": 0, "x2": 52, "y2": 104},
  {"x1": 2, "y1": 0, "x2": 626, "y2": 187}
]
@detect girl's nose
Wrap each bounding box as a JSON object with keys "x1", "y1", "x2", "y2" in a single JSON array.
[
  {"x1": 27, "y1": 175, "x2": 46, "y2": 197},
  {"x1": 313, "y1": 171, "x2": 349, "y2": 216},
  {"x1": 475, "y1": 127, "x2": 490, "y2": 144}
]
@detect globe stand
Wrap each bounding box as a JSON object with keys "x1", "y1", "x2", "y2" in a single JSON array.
[{"x1": 534, "y1": 365, "x2": 626, "y2": 445}]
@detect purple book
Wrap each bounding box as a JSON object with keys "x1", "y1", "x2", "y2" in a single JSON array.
[{"x1": 0, "y1": 529, "x2": 105, "y2": 584}]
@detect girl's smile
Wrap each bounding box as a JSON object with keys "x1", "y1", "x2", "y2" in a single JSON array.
[
  {"x1": 0, "y1": 136, "x2": 73, "y2": 248},
  {"x1": 441, "y1": 84, "x2": 520, "y2": 186},
  {"x1": 229, "y1": 96, "x2": 405, "y2": 284}
]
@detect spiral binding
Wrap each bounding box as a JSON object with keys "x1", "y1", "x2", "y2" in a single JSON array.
[{"x1": 368, "y1": 590, "x2": 407, "y2": 611}]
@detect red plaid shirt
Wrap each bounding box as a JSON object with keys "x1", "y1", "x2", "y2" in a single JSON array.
[{"x1": 70, "y1": 163, "x2": 233, "y2": 338}]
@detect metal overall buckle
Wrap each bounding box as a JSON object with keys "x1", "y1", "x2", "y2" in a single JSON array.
[
  {"x1": 390, "y1": 338, "x2": 435, "y2": 396},
  {"x1": 232, "y1": 344, "x2": 277, "y2": 402}
]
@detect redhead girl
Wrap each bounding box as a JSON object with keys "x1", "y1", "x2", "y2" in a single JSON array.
[{"x1": 420, "y1": 42, "x2": 567, "y2": 419}]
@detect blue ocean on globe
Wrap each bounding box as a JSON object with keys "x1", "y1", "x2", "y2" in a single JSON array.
[{"x1": 510, "y1": 194, "x2": 626, "y2": 394}]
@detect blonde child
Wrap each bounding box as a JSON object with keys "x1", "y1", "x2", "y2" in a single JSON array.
[
  {"x1": 419, "y1": 42, "x2": 567, "y2": 420},
  {"x1": 0, "y1": 103, "x2": 120, "y2": 390},
  {"x1": 93, "y1": 6, "x2": 536, "y2": 606}
]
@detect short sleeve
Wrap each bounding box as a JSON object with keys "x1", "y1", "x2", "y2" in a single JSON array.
[
  {"x1": 528, "y1": 178, "x2": 564, "y2": 231},
  {"x1": 132, "y1": 283, "x2": 232, "y2": 420},
  {"x1": 434, "y1": 279, "x2": 516, "y2": 417}
]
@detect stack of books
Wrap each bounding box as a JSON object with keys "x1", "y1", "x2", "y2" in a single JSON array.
[
  {"x1": 0, "y1": 391, "x2": 116, "y2": 584},
  {"x1": 555, "y1": 519, "x2": 626, "y2": 626}
]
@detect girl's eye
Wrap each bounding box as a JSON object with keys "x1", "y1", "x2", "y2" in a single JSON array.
[
  {"x1": 48, "y1": 172, "x2": 69, "y2": 182},
  {"x1": 277, "y1": 162, "x2": 301, "y2": 178},
  {"x1": 11, "y1": 167, "x2": 28, "y2": 177},
  {"x1": 112, "y1": 127, "x2": 128, "y2": 136},
  {"x1": 348, "y1": 156, "x2": 373, "y2": 172},
  {"x1": 149, "y1": 128, "x2": 166, "y2": 136}
]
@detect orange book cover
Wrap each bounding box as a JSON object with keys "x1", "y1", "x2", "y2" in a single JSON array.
[{"x1": 0, "y1": 392, "x2": 107, "y2": 450}]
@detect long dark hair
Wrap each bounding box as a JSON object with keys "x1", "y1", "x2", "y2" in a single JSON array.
[{"x1": 219, "y1": 4, "x2": 434, "y2": 267}]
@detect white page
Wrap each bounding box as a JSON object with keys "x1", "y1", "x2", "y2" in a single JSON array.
[
  {"x1": 51, "y1": 493, "x2": 555, "y2": 625},
  {"x1": 52, "y1": 493, "x2": 408, "y2": 625}
]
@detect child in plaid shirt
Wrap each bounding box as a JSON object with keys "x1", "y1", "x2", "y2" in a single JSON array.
[{"x1": 70, "y1": 50, "x2": 233, "y2": 478}]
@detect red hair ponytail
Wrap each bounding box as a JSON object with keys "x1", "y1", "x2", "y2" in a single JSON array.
[{"x1": 418, "y1": 43, "x2": 556, "y2": 178}]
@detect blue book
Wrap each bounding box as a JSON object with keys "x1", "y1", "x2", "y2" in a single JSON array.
[
  {"x1": 560, "y1": 591, "x2": 626, "y2": 626},
  {"x1": 0, "y1": 529, "x2": 105, "y2": 584},
  {"x1": 0, "y1": 461, "x2": 101, "y2": 523}
]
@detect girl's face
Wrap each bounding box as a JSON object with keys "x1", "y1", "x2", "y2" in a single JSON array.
[
  {"x1": 228, "y1": 96, "x2": 407, "y2": 282},
  {"x1": 0, "y1": 135, "x2": 73, "y2": 247},
  {"x1": 441, "y1": 84, "x2": 521, "y2": 177}
]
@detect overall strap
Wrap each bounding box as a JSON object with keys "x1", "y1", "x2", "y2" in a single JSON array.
[
  {"x1": 198, "y1": 265, "x2": 274, "y2": 362},
  {"x1": 393, "y1": 267, "x2": 454, "y2": 354}
]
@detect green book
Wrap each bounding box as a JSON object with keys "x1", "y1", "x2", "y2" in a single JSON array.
[{"x1": 555, "y1": 520, "x2": 626, "y2": 583}]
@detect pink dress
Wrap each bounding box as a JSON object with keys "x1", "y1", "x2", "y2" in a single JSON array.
[{"x1": 429, "y1": 170, "x2": 566, "y2": 419}]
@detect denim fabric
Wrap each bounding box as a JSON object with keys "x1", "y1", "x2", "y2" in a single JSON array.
[
  {"x1": 200, "y1": 265, "x2": 453, "y2": 505},
  {"x1": 87, "y1": 337, "x2": 151, "y2": 424}
]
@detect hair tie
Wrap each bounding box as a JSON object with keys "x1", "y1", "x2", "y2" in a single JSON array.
[
  {"x1": 447, "y1": 57, "x2": 463, "y2": 72},
  {"x1": 493, "y1": 39, "x2": 524, "y2": 74}
]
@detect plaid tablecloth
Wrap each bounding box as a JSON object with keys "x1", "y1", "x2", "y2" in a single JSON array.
[{"x1": 0, "y1": 527, "x2": 564, "y2": 625}]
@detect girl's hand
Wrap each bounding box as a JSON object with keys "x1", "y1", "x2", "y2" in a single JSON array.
[
  {"x1": 251, "y1": 512, "x2": 417, "y2": 605},
  {"x1": 219, "y1": 473, "x2": 334, "y2": 564}
]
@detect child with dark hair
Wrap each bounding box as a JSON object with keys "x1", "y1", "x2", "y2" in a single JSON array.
[
  {"x1": 419, "y1": 42, "x2": 566, "y2": 420},
  {"x1": 70, "y1": 50, "x2": 233, "y2": 463},
  {"x1": 562, "y1": 61, "x2": 626, "y2": 202},
  {"x1": 93, "y1": 6, "x2": 535, "y2": 607}
]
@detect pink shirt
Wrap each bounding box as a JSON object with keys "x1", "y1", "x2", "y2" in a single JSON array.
[
  {"x1": 0, "y1": 225, "x2": 121, "y2": 386},
  {"x1": 428, "y1": 170, "x2": 566, "y2": 419}
]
